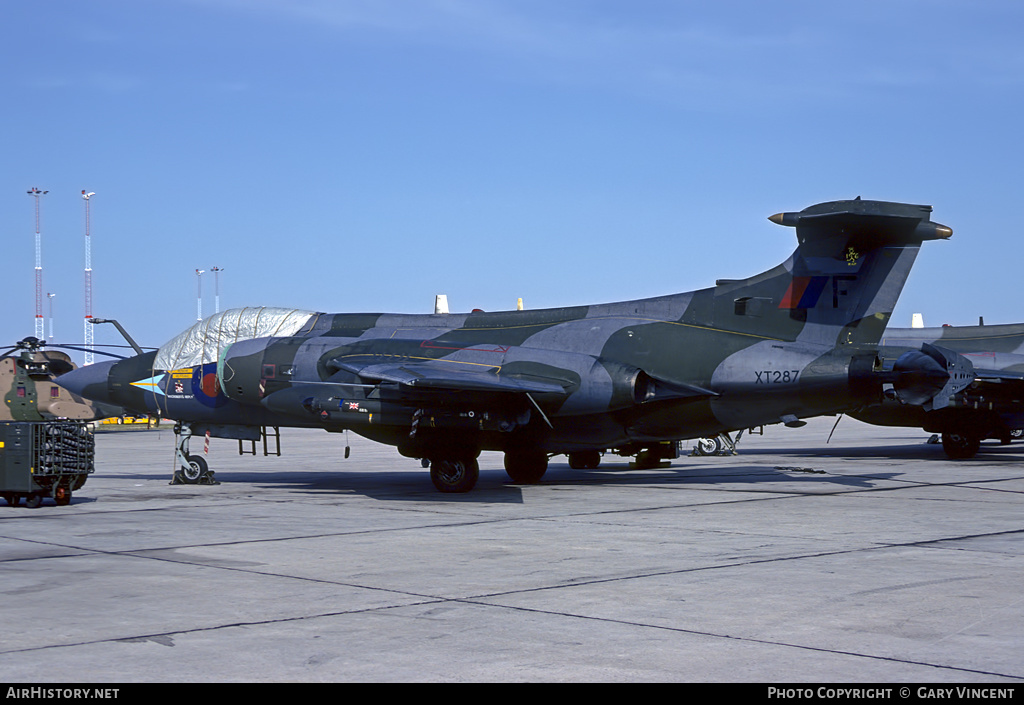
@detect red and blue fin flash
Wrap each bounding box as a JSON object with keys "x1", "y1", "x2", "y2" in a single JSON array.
[{"x1": 779, "y1": 276, "x2": 829, "y2": 309}]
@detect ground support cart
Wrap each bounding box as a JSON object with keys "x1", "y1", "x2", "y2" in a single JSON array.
[{"x1": 0, "y1": 421, "x2": 96, "y2": 508}]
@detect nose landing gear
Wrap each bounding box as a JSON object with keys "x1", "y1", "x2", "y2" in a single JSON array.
[{"x1": 172, "y1": 423, "x2": 219, "y2": 485}]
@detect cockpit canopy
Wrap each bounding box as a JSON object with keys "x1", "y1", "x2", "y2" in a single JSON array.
[{"x1": 154, "y1": 307, "x2": 317, "y2": 371}]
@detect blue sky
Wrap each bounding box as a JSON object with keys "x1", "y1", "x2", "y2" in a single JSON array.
[{"x1": 3, "y1": 1, "x2": 1023, "y2": 362}]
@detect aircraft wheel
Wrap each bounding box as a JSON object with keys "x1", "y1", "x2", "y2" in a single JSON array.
[
  {"x1": 694, "y1": 437, "x2": 722, "y2": 456},
  {"x1": 52, "y1": 484, "x2": 71, "y2": 506},
  {"x1": 942, "y1": 432, "x2": 980, "y2": 459},
  {"x1": 567, "y1": 450, "x2": 601, "y2": 470},
  {"x1": 181, "y1": 454, "x2": 209, "y2": 484},
  {"x1": 504, "y1": 450, "x2": 548, "y2": 484},
  {"x1": 430, "y1": 456, "x2": 479, "y2": 493},
  {"x1": 24, "y1": 493, "x2": 43, "y2": 509},
  {"x1": 634, "y1": 449, "x2": 660, "y2": 469}
]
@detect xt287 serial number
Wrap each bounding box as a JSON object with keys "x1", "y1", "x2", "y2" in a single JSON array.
[{"x1": 754, "y1": 370, "x2": 800, "y2": 384}]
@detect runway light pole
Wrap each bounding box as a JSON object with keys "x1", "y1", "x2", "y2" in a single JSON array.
[
  {"x1": 47, "y1": 293, "x2": 55, "y2": 340},
  {"x1": 210, "y1": 266, "x2": 223, "y2": 314},
  {"x1": 82, "y1": 191, "x2": 96, "y2": 365},
  {"x1": 196, "y1": 269, "x2": 205, "y2": 321}
]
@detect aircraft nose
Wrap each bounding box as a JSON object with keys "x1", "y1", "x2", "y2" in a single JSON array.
[{"x1": 56, "y1": 359, "x2": 117, "y2": 404}]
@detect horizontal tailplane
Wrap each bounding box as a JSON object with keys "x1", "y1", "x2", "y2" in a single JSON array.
[
  {"x1": 769, "y1": 198, "x2": 952, "y2": 252},
  {"x1": 764, "y1": 198, "x2": 952, "y2": 346}
]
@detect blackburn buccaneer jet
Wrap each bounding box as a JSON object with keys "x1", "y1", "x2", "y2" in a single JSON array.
[
  {"x1": 57, "y1": 198, "x2": 970, "y2": 492},
  {"x1": 852, "y1": 321, "x2": 1024, "y2": 458}
]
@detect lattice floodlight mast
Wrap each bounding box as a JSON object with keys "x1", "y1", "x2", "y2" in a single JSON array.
[
  {"x1": 82, "y1": 191, "x2": 96, "y2": 365},
  {"x1": 27, "y1": 187, "x2": 48, "y2": 340}
]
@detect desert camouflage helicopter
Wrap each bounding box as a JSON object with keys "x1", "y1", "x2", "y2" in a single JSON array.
[
  {"x1": 58, "y1": 198, "x2": 974, "y2": 492},
  {"x1": 0, "y1": 337, "x2": 119, "y2": 422}
]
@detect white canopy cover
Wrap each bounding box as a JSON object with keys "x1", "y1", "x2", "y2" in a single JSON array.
[{"x1": 154, "y1": 307, "x2": 317, "y2": 371}]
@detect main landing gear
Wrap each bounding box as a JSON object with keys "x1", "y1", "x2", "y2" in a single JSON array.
[
  {"x1": 425, "y1": 448, "x2": 552, "y2": 493},
  {"x1": 504, "y1": 449, "x2": 549, "y2": 484},
  {"x1": 429, "y1": 454, "x2": 480, "y2": 493},
  {"x1": 941, "y1": 431, "x2": 981, "y2": 460},
  {"x1": 567, "y1": 450, "x2": 601, "y2": 470}
]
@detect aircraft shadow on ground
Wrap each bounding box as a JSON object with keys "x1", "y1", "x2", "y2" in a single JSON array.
[
  {"x1": 172, "y1": 459, "x2": 900, "y2": 499},
  {"x1": 98, "y1": 438, "x2": 1024, "y2": 504},
  {"x1": 101, "y1": 464, "x2": 869, "y2": 503},
  {"x1": 741, "y1": 439, "x2": 1024, "y2": 463},
  {"x1": 560, "y1": 461, "x2": 902, "y2": 490}
]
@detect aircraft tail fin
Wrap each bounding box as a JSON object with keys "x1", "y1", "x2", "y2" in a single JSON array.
[{"x1": 717, "y1": 198, "x2": 951, "y2": 347}]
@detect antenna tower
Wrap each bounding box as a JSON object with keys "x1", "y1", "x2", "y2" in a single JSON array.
[
  {"x1": 82, "y1": 191, "x2": 96, "y2": 365},
  {"x1": 27, "y1": 187, "x2": 48, "y2": 339}
]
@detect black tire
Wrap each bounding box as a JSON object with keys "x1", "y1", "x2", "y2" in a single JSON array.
[
  {"x1": 52, "y1": 484, "x2": 71, "y2": 506},
  {"x1": 430, "y1": 457, "x2": 479, "y2": 493},
  {"x1": 181, "y1": 454, "x2": 209, "y2": 484},
  {"x1": 634, "y1": 449, "x2": 661, "y2": 469},
  {"x1": 25, "y1": 493, "x2": 43, "y2": 509},
  {"x1": 504, "y1": 450, "x2": 548, "y2": 484},
  {"x1": 567, "y1": 450, "x2": 601, "y2": 470},
  {"x1": 4, "y1": 493, "x2": 20, "y2": 507},
  {"x1": 942, "y1": 432, "x2": 980, "y2": 459}
]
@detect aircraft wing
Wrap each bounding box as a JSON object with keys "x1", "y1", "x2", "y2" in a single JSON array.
[
  {"x1": 331, "y1": 360, "x2": 571, "y2": 396},
  {"x1": 974, "y1": 369, "x2": 1024, "y2": 382},
  {"x1": 262, "y1": 358, "x2": 571, "y2": 422},
  {"x1": 963, "y1": 352, "x2": 1024, "y2": 382}
]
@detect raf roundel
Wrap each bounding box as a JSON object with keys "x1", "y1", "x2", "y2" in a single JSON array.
[{"x1": 191, "y1": 364, "x2": 228, "y2": 408}]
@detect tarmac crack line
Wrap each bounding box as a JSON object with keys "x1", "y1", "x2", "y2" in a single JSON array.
[
  {"x1": 3, "y1": 573, "x2": 1020, "y2": 682},
  {"x1": 451, "y1": 597, "x2": 1024, "y2": 682},
  {"x1": 4, "y1": 527, "x2": 1024, "y2": 680}
]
